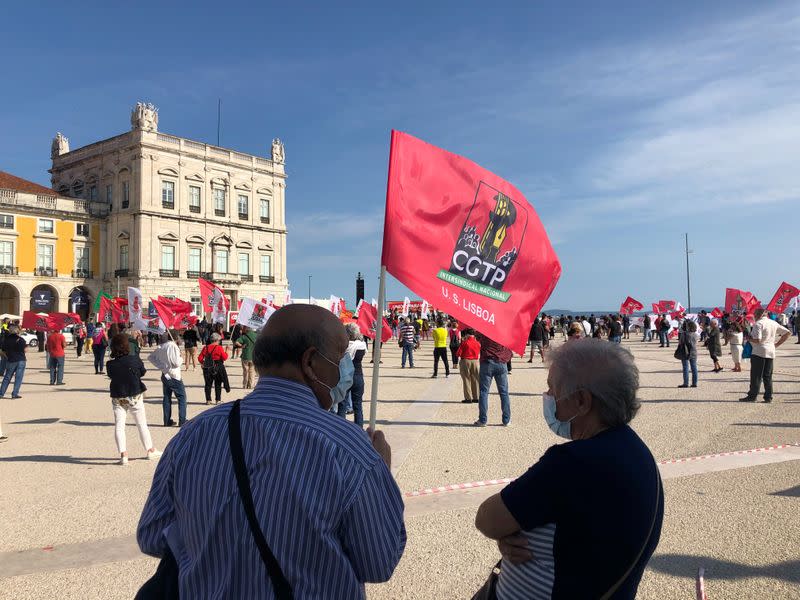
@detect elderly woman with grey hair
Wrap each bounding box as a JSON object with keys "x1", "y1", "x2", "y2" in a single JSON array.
[
  {"x1": 337, "y1": 322, "x2": 367, "y2": 426},
  {"x1": 474, "y1": 339, "x2": 663, "y2": 599}
]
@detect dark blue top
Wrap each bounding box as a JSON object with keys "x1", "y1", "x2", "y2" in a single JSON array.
[
  {"x1": 501, "y1": 425, "x2": 663, "y2": 599},
  {"x1": 2, "y1": 335, "x2": 26, "y2": 362}
]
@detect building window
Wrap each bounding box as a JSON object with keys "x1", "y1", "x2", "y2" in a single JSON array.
[
  {"x1": 72, "y1": 181, "x2": 84, "y2": 197},
  {"x1": 0, "y1": 240, "x2": 12, "y2": 267},
  {"x1": 119, "y1": 244, "x2": 129, "y2": 270},
  {"x1": 259, "y1": 198, "x2": 270, "y2": 223},
  {"x1": 106, "y1": 184, "x2": 113, "y2": 203},
  {"x1": 76, "y1": 223, "x2": 89, "y2": 237},
  {"x1": 89, "y1": 185, "x2": 98, "y2": 201},
  {"x1": 238, "y1": 195, "x2": 249, "y2": 219},
  {"x1": 213, "y1": 187, "x2": 226, "y2": 216},
  {"x1": 161, "y1": 245, "x2": 176, "y2": 270},
  {"x1": 122, "y1": 181, "x2": 130, "y2": 209},
  {"x1": 190, "y1": 296, "x2": 202, "y2": 316},
  {"x1": 260, "y1": 254, "x2": 272, "y2": 276},
  {"x1": 75, "y1": 247, "x2": 89, "y2": 276},
  {"x1": 238, "y1": 252, "x2": 250, "y2": 275},
  {"x1": 215, "y1": 248, "x2": 228, "y2": 273},
  {"x1": 162, "y1": 181, "x2": 175, "y2": 209},
  {"x1": 38, "y1": 218, "x2": 54, "y2": 234},
  {"x1": 189, "y1": 185, "x2": 201, "y2": 213},
  {"x1": 188, "y1": 247, "x2": 202, "y2": 274},
  {"x1": 0, "y1": 214, "x2": 13, "y2": 229},
  {"x1": 37, "y1": 243, "x2": 54, "y2": 270}
]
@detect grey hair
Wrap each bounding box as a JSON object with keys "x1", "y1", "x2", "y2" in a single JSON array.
[
  {"x1": 344, "y1": 322, "x2": 363, "y2": 341},
  {"x1": 210, "y1": 333, "x2": 222, "y2": 342},
  {"x1": 547, "y1": 338, "x2": 641, "y2": 427}
]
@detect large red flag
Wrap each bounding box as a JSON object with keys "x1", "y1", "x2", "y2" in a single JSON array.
[
  {"x1": 152, "y1": 297, "x2": 193, "y2": 329},
  {"x1": 356, "y1": 303, "x2": 392, "y2": 343},
  {"x1": 651, "y1": 302, "x2": 662, "y2": 314},
  {"x1": 21, "y1": 311, "x2": 51, "y2": 332},
  {"x1": 766, "y1": 281, "x2": 799, "y2": 314},
  {"x1": 381, "y1": 130, "x2": 561, "y2": 354},
  {"x1": 725, "y1": 288, "x2": 760, "y2": 317},
  {"x1": 619, "y1": 296, "x2": 644, "y2": 315},
  {"x1": 48, "y1": 312, "x2": 83, "y2": 331},
  {"x1": 659, "y1": 300, "x2": 677, "y2": 313},
  {"x1": 98, "y1": 296, "x2": 127, "y2": 324}
]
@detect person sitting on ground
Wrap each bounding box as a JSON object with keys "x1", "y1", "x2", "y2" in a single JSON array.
[
  {"x1": 106, "y1": 334, "x2": 161, "y2": 465},
  {"x1": 475, "y1": 339, "x2": 663, "y2": 599},
  {"x1": 198, "y1": 332, "x2": 230, "y2": 404},
  {"x1": 137, "y1": 304, "x2": 406, "y2": 598}
]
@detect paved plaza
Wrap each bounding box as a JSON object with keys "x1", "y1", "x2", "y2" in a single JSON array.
[{"x1": 0, "y1": 336, "x2": 798, "y2": 599}]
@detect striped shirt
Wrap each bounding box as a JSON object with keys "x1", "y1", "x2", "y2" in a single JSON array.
[
  {"x1": 496, "y1": 524, "x2": 556, "y2": 599},
  {"x1": 399, "y1": 324, "x2": 416, "y2": 344},
  {"x1": 137, "y1": 377, "x2": 406, "y2": 599}
]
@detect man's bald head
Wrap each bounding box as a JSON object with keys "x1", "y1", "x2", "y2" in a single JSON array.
[{"x1": 253, "y1": 304, "x2": 347, "y2": 371}]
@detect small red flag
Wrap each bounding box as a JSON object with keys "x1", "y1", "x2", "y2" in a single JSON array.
[
  {"x1": 619, "y1": 296, "x2": 644, "y2": 315},
  {"x1": 356, "y1": 303, "x2": 392, "y2": 343},
  {"x1": 710, "y1": 307, "x2": 723, "y2": 319},
  {"x1": 381, "y1": 130, "x2": 561, "y2": 354},
  {"x1": 98, "y1": 296, "x2": 127, "y2": 324},
  {"x1": 659, "y1": 300, "x2": 677, "y2": 313},
  {"x1": 152, "y1": 297, "x2": 193, "y2": 329},
  {"x1": 651, "y1": 303, "x2": 662, "y2": 314},
  {"x1": 766, "y1": 281, "x2": 799, "y2": 314}
]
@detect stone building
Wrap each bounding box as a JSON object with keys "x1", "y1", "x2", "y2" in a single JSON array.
[
  {"x1": 45, "y1": 102, "x2": 288, "y2": 317},
  {"x1": 0, "y1": 171, "x2": 105, "y2": 318}
]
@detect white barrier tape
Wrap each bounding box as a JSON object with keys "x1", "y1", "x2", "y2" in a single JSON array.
[{"x1": 404, "y1": 443, "x2": 799, "y2": 499}]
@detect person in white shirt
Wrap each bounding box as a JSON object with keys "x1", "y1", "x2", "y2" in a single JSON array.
[
  {"x1": 148, "y1": 332, "x2": 187, "y2": 426},
  {"x1": 739, "y1": 309, "x2": 791, "y2": 403},
  {"x1": 581, "y1": 318, "x2": 592, "y2": 337}
]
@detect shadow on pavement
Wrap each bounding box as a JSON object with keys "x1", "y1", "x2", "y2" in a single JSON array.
[
  {"x1": 732, "y1": 422, "x2": 800, "y2": 428},
  {"x1": 649, "y1": 553, "x2": 800, "y2": 584},
  {"x1": 0, "y1": 454, "x2": 119, "y2": 466},
  {"x1": 770, "y1": 484, "x2": 800, "y2": 498},
  {"x1": 376, "y1": 420, "x2": 476, "y2": 428},
  {"x1": 11, "y1": 418, "x2": 60, "y2": 425}
]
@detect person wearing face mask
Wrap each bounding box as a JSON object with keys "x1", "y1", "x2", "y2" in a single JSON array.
[
  {"x1": 137, "y1": 304, "x2": 406, "y2": 599},
  {"x1": 474, "y1": 338, "x2": 663, "y2": 600}
]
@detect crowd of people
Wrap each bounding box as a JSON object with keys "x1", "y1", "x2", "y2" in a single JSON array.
[{"x1": 1, "y1": 303, "x2": 798, "y2": 597}]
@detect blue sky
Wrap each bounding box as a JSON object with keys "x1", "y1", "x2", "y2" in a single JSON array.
[{"x1": 2, "y1": 1, "x2": 798, "y2": 311}]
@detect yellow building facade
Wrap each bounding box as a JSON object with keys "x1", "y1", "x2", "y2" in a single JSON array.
[{"x1": 0, "y1": 170, "x2": 105, "y2": 317}]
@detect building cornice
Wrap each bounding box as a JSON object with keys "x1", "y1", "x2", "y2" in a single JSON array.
[{"x1": 137, "y1": 210, "x2": 287, "y2": 234}]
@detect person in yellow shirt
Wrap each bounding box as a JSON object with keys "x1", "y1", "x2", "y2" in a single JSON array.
[{"x1": 431, "y1": 319, "x2": 450, "y2": 378}]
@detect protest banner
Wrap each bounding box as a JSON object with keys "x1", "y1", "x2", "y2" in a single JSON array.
[
  {"x1": 127, "y1": 287, "x2": 144, "y2": 320},
  {"x1": 21, "y1": 311, "x2": 51, "y2": 332},
  {"x1": 766, "y1": 281, "x2": 799, "y2": 314},
  {"x1": 236, "y1": 298, "x2": 276, "y2": 331}
]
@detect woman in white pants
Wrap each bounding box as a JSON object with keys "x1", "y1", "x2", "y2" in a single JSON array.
[{"x1": 105, "y1": 333, "x2": 161, "y2": 465}]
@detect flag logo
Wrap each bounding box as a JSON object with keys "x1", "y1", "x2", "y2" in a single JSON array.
[{"x1": 438, "y1": 182, "x2": 527, "y2": 302}]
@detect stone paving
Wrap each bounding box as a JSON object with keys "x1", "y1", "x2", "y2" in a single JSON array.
[{"x1": 0, "y1": 335, "x2": 798, "y2": 599}]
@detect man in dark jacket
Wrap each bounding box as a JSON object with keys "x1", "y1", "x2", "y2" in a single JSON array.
[{"x1": 0, "y1": 325, "x2": 27, "y2": 398}]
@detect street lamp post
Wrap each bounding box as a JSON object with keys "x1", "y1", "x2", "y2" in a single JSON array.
[{"x1": 685, "y1": 233, "x2": 693, "y2": 313}]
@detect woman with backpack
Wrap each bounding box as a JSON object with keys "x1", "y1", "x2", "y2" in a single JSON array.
[
  {"x1": 198, "y1": 333, "x2": 230, "y2": 404},
  {"x1": 105, "y1": 334, "x2": 161, "y2": 465},
  {"x1": 91, "y1": 323, "x2": 109, "y2": 374}
]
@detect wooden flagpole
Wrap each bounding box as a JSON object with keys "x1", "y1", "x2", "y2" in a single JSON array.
[{"x1": 369, "y1": 265, "x2": 387, "y2": 430}]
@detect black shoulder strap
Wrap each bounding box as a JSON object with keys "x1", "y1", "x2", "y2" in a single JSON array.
[{"x1": 228, "y1": 400, "x2": 294, "y2": 600}]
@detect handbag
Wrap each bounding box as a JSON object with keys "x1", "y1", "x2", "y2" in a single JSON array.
[
  {"x1": 135, "y1": 400, "x2": 293, "y2": 600},
  {"x1": 673, "y1": 342, "x2": 689, "y2": 361},
  {"x1": 471, "y1": 463, "x2": 661, "y2": 600},
  {"x1": 742, "y1": 341, "x2": 753, "y2": 360}
]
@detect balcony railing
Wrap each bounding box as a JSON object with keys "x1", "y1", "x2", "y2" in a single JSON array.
[
  {"x1": 159, "y1": 269, "x2": 179, "y2": 278},
  {"x1": 35, "y1": 267, "x2": 57, "y2": 277},
  {"x1": 114, "y1": 269, "x2": 129, "y2": 278},
  {"x1": 189, "y1": 205, "x2": 201, "y2": 213},
  {"x1": 0, "y1": 265, "x2": 18, "y2": 275},
  {"x1": 260, "y1": 216, "x2": 270, "y2": 224},
  {"x1": 187, "y1": 270, "x2": 212, "y2": 279},
  {"x1": 72, "y1": 269, "x2": 93, "y2": 279},
  {"x1": 214, "y1": 209, "x2": 225, "y2": 217},
  {"x1": 238, "y1": 212, "x2": 249, "y2": 220},
  {"x1": 239, "y1": 274, "x2": 253, "y2": 282},
  {"x1": 259, "y1": 275, "x2": 275, "y2": 283},
  {"x1": 210, "y1": 272, "x2": 244, "y2": 283},
  {"x1": 162, "y1": 200, "x2": 175, "y2": 209}
]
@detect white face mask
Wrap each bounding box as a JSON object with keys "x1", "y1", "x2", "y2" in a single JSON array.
[
  {"x1": 315, "y1": 351, "x2": 354, "y2": 406},
  {"x1": 542, "y1": 392, "x2": 577, "y2": 439}
]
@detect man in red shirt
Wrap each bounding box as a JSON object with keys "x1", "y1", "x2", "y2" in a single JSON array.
[
  {"x1": 46, "y1": 329, "x2": 67, "y2": 385},
  {"x1": 456, "y1": 330, "x2": 481, "y2": 403}
]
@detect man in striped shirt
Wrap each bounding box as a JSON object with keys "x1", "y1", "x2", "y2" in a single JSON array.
[
  {"x1": 399, "y1": 317, "x2": 416, "y2": 368},
  {"x1": 137, "y1": 304, "x2": 406, "y2": 598}
]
